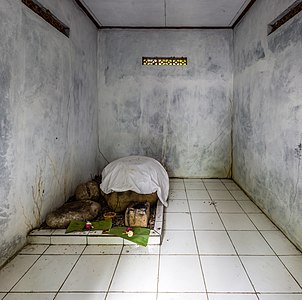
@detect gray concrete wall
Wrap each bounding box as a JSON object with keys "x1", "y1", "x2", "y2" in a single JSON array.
[
  {"x1": 233, "y1": 0, "x2": 302, "y2": 249},
  {"x1": 0, "y1": 0, "x2": 99, "y2": 266},
  {"x1": 98, "y1": 29, "x2": 233, "y2": 177}
]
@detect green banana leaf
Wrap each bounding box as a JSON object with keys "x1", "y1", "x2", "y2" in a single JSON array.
[
  {"x1": 65, "y1": 219, "x2": 112, "y2": 233},
  {"x1": 92, "y1": 219, "x2": 112, "y2": 231},
  {"x1": 109, "y1": 227, "x2": 150, "y2": 247}
]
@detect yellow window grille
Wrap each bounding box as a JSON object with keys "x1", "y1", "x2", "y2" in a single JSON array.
[{"x1": 142, "y1": 57, "x2": 187, "y2": 66}]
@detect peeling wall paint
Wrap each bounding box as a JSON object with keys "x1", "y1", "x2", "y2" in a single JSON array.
[
  {"x1": 98, "y1": 29, "x2": 233, "y2": 177},
  {"x1": 0, "y1": 0, "x2": 99, "y2": 266},
  {"x1": 233, "y1": 0, "x2": 302, "y2": 249}
]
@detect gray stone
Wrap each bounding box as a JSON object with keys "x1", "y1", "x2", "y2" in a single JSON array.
[
  {"x1": 101, "y1": 190, "x2": 157, "y2": 213},
  {"x1": 75, "y1": 181, "x2": 100, "y2": 201},
  {"x1": 125, "y1": 202, "x2": 150, "y2": 228},
  {"x1": 46, "y1": 200, "x2": 101, "y2": 228}
]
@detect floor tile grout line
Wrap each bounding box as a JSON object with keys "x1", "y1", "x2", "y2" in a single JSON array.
[
  {"x1": 257, "y1": 228, "x2": 286, "y2": 257},
  {"x1": 220, "y1": 183, "x2": 266, "y2": 300},
  {"x1": 19, "y1": 244, "x2": 51, "y2": 256},
  {"x1": 259, "y1": 227, "x2": 302, "y2": 254},
  {"x1": 224, "y1": 184, "x2": 302, "y2": 293},
  {"x1": 185, "y1": 180, "x2": 210, "y2": 300},
  {"x1": 210, "y1": 186, "x2": 260, "y2": 299},
  {"x1": 276, "y1": 256, "x2": 302, "y2": 291},
  {"x1": 103, "y1": 245, "x2": 124, "y2": 299},
  {"x1": 53, "y1": 245, "x2": 87, "y2": 298},
  {"x1": 225, "y1": 185, "x2": 293, "y2": 262},
  {"x1": 156, "y1": 241, "x2": 163, "y2": 300},
  {"x1": 5, "y1": 252, "x2": 43, "y2": 294},
  {"x1": 224, "y1": 180, "x2": 284, "y2": 233},
  {"x1": 4, "y1": 179, "x2": 302, "y2": 298}
]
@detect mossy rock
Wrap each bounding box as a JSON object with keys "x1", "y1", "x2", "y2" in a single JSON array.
[
  {"x1": 75, "y1": 180, "x2": 100, "y2": 201},
  {"x1": 101, "y1": 190, "x2": 157, "y2": 213},
  {"x1": 46, "y1": 200, "x2": 101, "y2": 228}
]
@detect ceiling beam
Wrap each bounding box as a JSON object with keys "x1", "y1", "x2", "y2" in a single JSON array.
[
  {"x1": 99, "y1": 26, "x2": 232, "y2": 30},
  {"x1": 232, "y1": 0, "x2": 257, "y2": 28},
  {"x1": 74, "y1": 0, "x2": 101, "y2": 29}
]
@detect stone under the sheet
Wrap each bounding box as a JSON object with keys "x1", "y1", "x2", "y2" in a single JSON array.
[{"x1": 102, "y1": 190, "x2": 157, "y2": 213}]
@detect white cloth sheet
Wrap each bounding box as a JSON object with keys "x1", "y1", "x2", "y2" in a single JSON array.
[{"x1": 100, "y1": 156, "x2": 169, "y2": 206}]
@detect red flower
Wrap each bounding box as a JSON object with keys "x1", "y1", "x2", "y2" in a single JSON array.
[{"x1": 85, "y1": 221, "x2": 93, "y2": 230}]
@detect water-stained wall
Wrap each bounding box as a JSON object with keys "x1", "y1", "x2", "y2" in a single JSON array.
[
  {"x1": 98, "y1": 29, "x2": 233, "y2": 177},
  {"x1": 233, "y1": 0, "x2": 302, "y2": 249},
  {"x1": 0, "y1": 0, "x2": 99, "y2": 266}
]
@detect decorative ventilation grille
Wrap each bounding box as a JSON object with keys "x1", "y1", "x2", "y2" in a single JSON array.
[
  {"x1": 142, "y1": 57, "x2": 187, "y2": 66},
  {"x1": 22, "y1": 0, "x2": 70, "y2": 37},
  {"x1": 268, "y1": 1, "x2": 302, "y2": 35}
]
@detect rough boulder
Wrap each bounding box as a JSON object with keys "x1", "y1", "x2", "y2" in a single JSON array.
[{"x1": 46, "y1": 200, "x2": 101, "y2": 228}]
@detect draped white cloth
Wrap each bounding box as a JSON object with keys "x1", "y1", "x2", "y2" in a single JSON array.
[{"x1": 100, "y1": 156, "x2": 169, "y2": 206}]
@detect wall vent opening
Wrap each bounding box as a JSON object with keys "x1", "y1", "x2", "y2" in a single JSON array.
[
  {"x1": 22, "y1": 0, "x2": 70, "y2": 37},
  {"x1": 142, "y1": 57, "x2": 187, "y2": 66},
  {"x1": 268, "y1": 0, "x2": 302, "y2": 35}
]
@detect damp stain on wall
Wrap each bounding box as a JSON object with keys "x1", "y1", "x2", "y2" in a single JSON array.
[
  {"x1": 236, "y1": 41, "x2": 265, "y2": 72},
  {"x1": 98, "y1": 29, "x2": 233, "y2": 177},
  {"x1": 233, "y1": 0, "x2": 302, "y2": 250},
  {"x1": 0, "y1": 60, "x2": 12, "y2": 231},
  {"x1": 0, "y1": 0, "x2": 99, "y2": 267},
  {"x1": 268, "y1": 5, "x2": 302, "y2": 53}
]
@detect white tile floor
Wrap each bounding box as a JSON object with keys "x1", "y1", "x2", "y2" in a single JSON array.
[{"x1": 1, "y1": 179, "x2": 302, "y2": 300}]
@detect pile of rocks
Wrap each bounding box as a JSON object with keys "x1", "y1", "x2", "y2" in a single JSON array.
[
  {"x1": 45, "y1": 179, "x2": 157, "y2": 229},
  {"x1": 46, "y1": 180, "x2": 101, "y2": 229}
]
